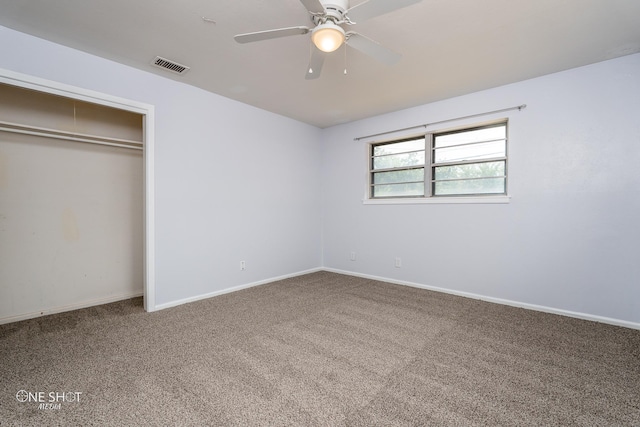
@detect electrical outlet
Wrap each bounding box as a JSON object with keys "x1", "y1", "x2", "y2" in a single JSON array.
[
  {"x1": 395, "y1": 257, "x2": 402, "y2": 268},
  {"x1": 350, "y1": 251, "x2": 356, "y2": 261},
  {"x1": 240, "y1": 260, "x2": 246, "y2": 271}
]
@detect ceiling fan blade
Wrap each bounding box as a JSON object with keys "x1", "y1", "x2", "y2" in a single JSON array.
[
  {"x1": 234, "y1": 26, "x2": 310, "y2": 44},
  {"x1": 299, "y1": 0, "x2": 325, "y2": 14},
  {"x1": 346, "y1": 32, "x2": 401, "y2": 65},
  {"x1": 346, "y1": 0, "x2": 421, "y2": 23},
  {"x1": 305, "y1": 47, "x2": 326, "y2": 80}
]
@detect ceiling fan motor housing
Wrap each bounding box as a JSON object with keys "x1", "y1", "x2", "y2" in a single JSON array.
[{"x1": 317, "y1": 0, "x2": 348, "y2": 22}]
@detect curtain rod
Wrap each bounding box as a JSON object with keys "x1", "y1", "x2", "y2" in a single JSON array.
[{"x1": 354, "y1": 104, "x2": 527, "y2": 141}]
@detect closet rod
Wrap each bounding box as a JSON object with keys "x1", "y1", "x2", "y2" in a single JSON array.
[
  {"x1": 354, "y1": 104, "x2": 527, "y2": 141},
  {"x1": 0, "y1": 120, "x2": 143, "y2": 151}
]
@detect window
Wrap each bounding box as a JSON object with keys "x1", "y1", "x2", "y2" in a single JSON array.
[{"x1": 369, "y1": 121, "x2": 507, "y2": 199}]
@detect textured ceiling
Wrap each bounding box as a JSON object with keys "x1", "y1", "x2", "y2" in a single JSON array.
[{"x1": 0, "y1": 0, "x2": 639, "y2": 128}]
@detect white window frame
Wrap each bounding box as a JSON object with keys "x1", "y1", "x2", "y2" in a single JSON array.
[{"x1": 364, "y1": 120, "x2": 511, "y2": 205}]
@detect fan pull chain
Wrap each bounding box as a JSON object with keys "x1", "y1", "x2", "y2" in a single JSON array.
[{"x1": 344, "y1": 44, "x2": 348, "y2": 75}]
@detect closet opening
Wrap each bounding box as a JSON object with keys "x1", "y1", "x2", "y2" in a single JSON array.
[{"x1": 0, "y1": 71, "x2": 155, "y2": 324}]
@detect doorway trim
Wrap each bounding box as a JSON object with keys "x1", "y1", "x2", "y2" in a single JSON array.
[{"x1": 0, "y1": 67, "x2": 157, "y2": 312}]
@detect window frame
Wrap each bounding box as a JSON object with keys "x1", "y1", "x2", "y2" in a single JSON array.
[
  {"x1": 369, "y1": 136, "x2": 427, "y2": 199},
  {"x1": 365, "y1": 120, "x2": 510, "y2": 204}
]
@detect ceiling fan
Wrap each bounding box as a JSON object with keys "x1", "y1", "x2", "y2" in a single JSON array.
[{"x1": 234, "y1": 0, "x2": 422, "y2": 79}]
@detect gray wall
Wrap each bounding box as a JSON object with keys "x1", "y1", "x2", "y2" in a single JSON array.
[{"x1": 320, "y1": 53, "x2": 640, "y2": 325}]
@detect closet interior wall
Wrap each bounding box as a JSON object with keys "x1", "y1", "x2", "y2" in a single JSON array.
[{"x1": 0, "y1": 83, "x2": 144, "y2": 323}]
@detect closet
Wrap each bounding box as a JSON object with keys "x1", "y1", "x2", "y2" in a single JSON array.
[{"x1": 0, "y1": 82, "x2": 144, "y2": 322}]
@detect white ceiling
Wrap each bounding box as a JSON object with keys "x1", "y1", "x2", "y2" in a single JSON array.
[{"x1": 0, "y1": 0, "x2": 639, "y2": 128}]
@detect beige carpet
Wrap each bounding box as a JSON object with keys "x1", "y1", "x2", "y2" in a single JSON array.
[{"x1": 1, "y1": 271, "x2": 639, "y2": 426}]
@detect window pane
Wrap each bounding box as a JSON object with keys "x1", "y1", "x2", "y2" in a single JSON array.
[
  {"x1": 434, "y1": 140, "x2": 505, "y2": 164},
  {"x1": 373, "y1": 168, "x2": 424, "y2": 184},
  {"x1": 434, "y1": 161, "x2": 505, "y2": 180},
  {"x1": 433, "y1": 177, "x2": 505, "y2": 196},
  {"x1": 373, "y1": 139, "x2": 425, "y2": 156},
  {"x1": 435, "y1": 125, "x2": 506, "y2": 148},
  {"x1": 373, "y1": 151, "x2": 425, "y2": 170},
  {"x1": 373, "y1": 182, "x2": 424, "y2": 198}
]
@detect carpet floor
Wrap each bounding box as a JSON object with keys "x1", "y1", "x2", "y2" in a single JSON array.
[{"x1": 1, "y1": 271, "x2": 639, "y2": 426}]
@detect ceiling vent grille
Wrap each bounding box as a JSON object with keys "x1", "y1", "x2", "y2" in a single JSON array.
[{"x1": 151, "y1": 56, "x2": 190, "y2": 75}]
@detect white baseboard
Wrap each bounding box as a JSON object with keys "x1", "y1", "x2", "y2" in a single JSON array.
[
  {"x1": 155, "y1": 267, "x2": 323, "y2": 311},
  {"x1": 5, "y1": 268, "x2": 637, "y2": 332},
  {"x1": 0, "y1": 291, "x2": 144, "y2": 325},
  {"x1": 324, "y1": 268, "x2": 640, "y2": 331}
]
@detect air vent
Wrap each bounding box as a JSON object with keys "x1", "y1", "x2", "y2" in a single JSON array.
[{"x1": 151, "y1": 56, "x2": 190, "y2": 75}]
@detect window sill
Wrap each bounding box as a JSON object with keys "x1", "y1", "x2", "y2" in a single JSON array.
[{"x1": 362, "y1": 195, "x2": 511, "y2": 205}]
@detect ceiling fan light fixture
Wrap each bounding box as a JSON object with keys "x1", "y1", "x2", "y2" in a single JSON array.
[{"x1": 312, "y1": 23, "x2": 345, "y2": 53}]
